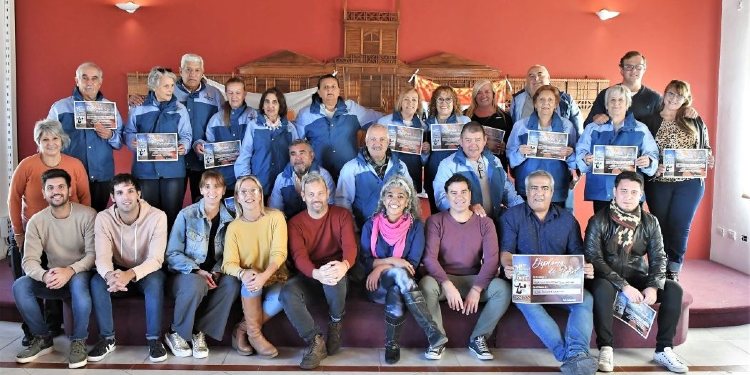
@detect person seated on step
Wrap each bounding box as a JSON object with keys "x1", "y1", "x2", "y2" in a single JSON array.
[
  {"x1": 221, "y1": 175, "x2": 288, "y2": 359},
  {"x1": 359, "y1": 175, "x2": 447, "y2": 364},
  {"x1": 499, "y1": 170, "x2": 597, "y2": 375},
  {"x1": 164, "y1": 170, "x2": 240, "y2": 359},
  {"x1": 280, "y1": 172, "x2": 357, "y2": 370},
  {"x1": 13, "y1": 169, "x2": 96, "y2": 369},
  {"x1": 584, "y1": 171, "x2": 688, "y2": 373},
  {"x1": 91, "y1": 173, "x2": 168, "y2": 363},
  {"x1": 418, "y1": 173, "x2": 511, "y2": 361}
]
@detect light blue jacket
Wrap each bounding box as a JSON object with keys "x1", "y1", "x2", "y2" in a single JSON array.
[
  {"x1": 506, "y1": 112, "x2": 577, "y2": 202},
  {"x1": 509, "y1": 89, "x2": 583, "y2": 137},
  {"x1": 268, "y1": 162, "x2": 336, "y2": 218},
  {"x1": 48, "y1": 87, "x2": 123, "y2": 181},
  {"x1": 433, "y1": 148, "x2": 524, "y2": 217},
  {"x1": 174, "y1": 78, "x2": 225, "y2": 170},
  {"x1": 575, "y1": 113, "x2": 659, "y2": 201},
  {"x1": 334, "y1": 150, "x2": 412, "y2": 227},
  {"x1": 124, "y1": 92, "x2": 192, "y2": 179},
  {"x1": 199, "y1": 105, "x2": 257, "y2": 188},
  {"x1": 234, "y1": 115, "x2": 299, "y2": 194},
  {"x1": 296, "y1": 97, "x2": 382, "y2": 181},
  {"x1": 165, "y1": 199, "x2": 234, "y2": 274}
]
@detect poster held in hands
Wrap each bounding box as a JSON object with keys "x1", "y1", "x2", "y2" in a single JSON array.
[{"x1": 511, "y1": 254, "x2": 585, "y2": 304}]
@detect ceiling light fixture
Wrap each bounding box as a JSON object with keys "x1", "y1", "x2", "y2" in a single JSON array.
[
  {"x1": 116, "y1": 2, "x2": 141, "y2": 14},
  {"x1": 596, "y1": 9, "x2": 620, "y2": 21}
]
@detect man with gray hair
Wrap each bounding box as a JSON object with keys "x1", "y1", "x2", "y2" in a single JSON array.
[
  {"x1": 334, "y1": 123, "x2": 412, "y2": 228},
  {"x1": 173, "y1": 53, "x2": 225, "y2": 202},
  {"x1": 48, "y1": 62, "x2": 123, "y2": 211},
  {"x1": 499, "y1": 170, "x2": 597, "y2": 375}
]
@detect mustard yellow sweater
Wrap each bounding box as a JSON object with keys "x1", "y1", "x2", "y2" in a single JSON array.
[{"x1": 222, "y1": 209, "x2": 288, "y2": 283}]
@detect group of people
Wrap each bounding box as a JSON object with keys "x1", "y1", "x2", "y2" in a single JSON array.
[{"x1": 7, "y1": 50, "x2": 712, "y2": 374}]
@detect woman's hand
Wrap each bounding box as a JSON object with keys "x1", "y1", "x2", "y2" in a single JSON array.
[
  {"x1": 196, "y1": 269, "x2": 217, "y2": 289},
  {"x1": 365, "y1": 265, "x2": 388, "y2": 292},
  {"x1": 655, "y1": 164, "x2": 666, "y2": 177},
  {"x1": 635, "y1": 155, "x2": 651, "y2": 168},
  {"x1": 388, "y1": 258, "x2": 415, "y2": 276}
]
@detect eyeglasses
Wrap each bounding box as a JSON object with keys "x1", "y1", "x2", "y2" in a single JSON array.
[
  {"x1": 436, "y1": 97, "x2": 453, "y2": 104},
  {"x1": 621, "y1": 64, "x2": 646, "y2": 72},
  {"x1": 665, "y1": 91, "x2": 686, "y2": 101}
]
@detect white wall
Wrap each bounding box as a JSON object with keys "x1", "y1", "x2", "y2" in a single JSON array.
[
  {"x1": 0, "y1": 0, "x2": 17, "y2": 260},
  {"x1": 711, "y1": 0, "x2": 750, "y2": 273}
]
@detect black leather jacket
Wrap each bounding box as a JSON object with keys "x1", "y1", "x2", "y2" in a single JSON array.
[{"x1": 583, "y1": 206, "x2": 666, "y2": 290}]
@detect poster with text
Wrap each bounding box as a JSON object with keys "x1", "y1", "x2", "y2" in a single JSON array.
[
  {"x1": 387, "y1": 125, "x2": 424, "y2": 155},
  {"x1": 136, "y1": 133, "x2": 178, "y2": 162},
  {"x1": 613, "y1": 292, "x2": 656, "y2": 339},
  {"x1": 204, "y1": 140, "x2": 241, "y2": 169},
  {"x1": 73, "y1": 101, "x2": 117, "y2": 129},
  {"x1": 484, "y1": 127, "x2": 506, "y2": 155},
  {"x1": 430, "y1": 123, "x2": 463, "y2": 151},
  {"x1": 526, "y1": 130, "x2": 569, "y2": 161},
  {"x1": 663, "y1": 148, "x2": 708, "y2": 178},
  {"x1": 592, "y1": 145, "x2": 638, "y2": 175},
  {"x1": 511, "y1": 254, "x2": 585, "y2": 304}
]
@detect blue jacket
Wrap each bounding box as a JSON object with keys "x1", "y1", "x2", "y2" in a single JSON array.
[
  {"x1": 200, "y1": 105, "x2": 256, "y2": 188},
  {"x1": 378, "y1": 112, "x2": 428, "y2": 190},
  {"x1": 47, "y1": 87, "x2": 123, "y2": 181},
  {"x1": 334, "y1": 150, "x2": 412, "y2": 228},
  {"x1": 359, "y1": 218, "x2": 425, "y2": 274},
  {"x1": 433, "y1": 148, "x2": 524, "y2": 217},
  {"x1": 506, "y1": 112, "x2": 578, "y2": 202},
  {"x1": 575, "y1": 113, "x2": 659, "y2": 201},
  {"x1": 296, "y1": 97, "x2": 382, "y2": 181},
  {"x1": 268, "y1": 162, "x2": 336, "y2": 218},
  {"x1": 165, "y1": 199, "x2": 235, "y2": 274},
  {"x1": 234, "y1": 115, "x2": 299, "y2": 194},
  {"x1": 174, "y1": 78, "x2": 224, "y2": 170},
  {"x1": 125, "y1": 92, "x2": 193, "y2": 179},
  {"x1": 424, "y1": 114, "x2": 472, "y2": 186},
  {"x1": 509, "y1": 89, "x2": 583, "y2": 137}
]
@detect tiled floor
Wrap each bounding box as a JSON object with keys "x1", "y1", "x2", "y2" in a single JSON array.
[{"x1": 0, "y1": 321, "x2": 748, "y2": 374}]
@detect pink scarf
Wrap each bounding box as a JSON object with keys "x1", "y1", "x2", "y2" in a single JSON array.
[{"x1": 370, "y1": 212, "x2": 413, "y2": 259}]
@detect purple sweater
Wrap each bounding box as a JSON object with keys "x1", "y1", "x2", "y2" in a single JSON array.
[{"x1": 423, "y1": 211, "x2": 499, "y2": 289}]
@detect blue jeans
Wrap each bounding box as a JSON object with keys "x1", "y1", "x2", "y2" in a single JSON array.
[
  {"x1": 516, "y1": 290, "x2": 594, "y2": 362},
  {"x1": 171, "y1": 273, "x2": 241, "y2": 341},
  {"x1": 13, "y1": 272, "x2": 93, "y2": 340},
  {"x1": 240, "y1": 282, "x2": 284, "y2": 317},
  {"x1": 280, "y1": 274, "x2": 348, "y2": 343},
  {"x1": 645, "y1": 179, "x2": 705, "y2": 271},
  {"x1": 90, "y1": 270, "x2": 166, "y2": 340},
  {"x1": 367, "y1": 267, "x2": 419, "y2": 319}
]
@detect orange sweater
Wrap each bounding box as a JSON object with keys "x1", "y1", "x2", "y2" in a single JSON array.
[{"x1": 8, "y1": 154, "x2": 91, "y2": 235}]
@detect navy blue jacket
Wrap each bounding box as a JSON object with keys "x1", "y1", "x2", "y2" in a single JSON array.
[
  {"x1": 173, "y1": 78, "x2": 224, "y2": 171},
  {"x1": 234, "y1": 115, "x2": 298, "y2": 195},
  {"x1": 200, "y1": 105, "x2": 256, "y2": 188},
  {"x1": 359, "y1": 218, "x2": 425, "y2": 274}
]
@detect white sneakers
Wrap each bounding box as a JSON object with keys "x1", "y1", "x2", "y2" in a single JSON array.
[
  {"x1": 164, "y1": 332, "x2": 191, "y2": 357},
  {"x1": 598, "y1": 346, "x2": 614, "y2": 372},
  {"x1": 654, "y1": 347, "x2": 689, "y2": 373}
]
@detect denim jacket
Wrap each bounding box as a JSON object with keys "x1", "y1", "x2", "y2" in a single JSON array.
[{"x1": 165, "y1": 199, "x2": 235, "y2": 274}]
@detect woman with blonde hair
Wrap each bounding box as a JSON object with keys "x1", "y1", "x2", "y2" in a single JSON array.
[
  {"x1": 222, "y1": 175, "x2": 288, "y2": 357},
  {"x1": 465, "y1": 80, "x2": 513, "y2": 168}
]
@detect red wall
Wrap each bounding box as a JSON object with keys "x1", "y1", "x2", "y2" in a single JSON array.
[{"x1": 15, "y1": 0, "x2": 720, "y2": 259}]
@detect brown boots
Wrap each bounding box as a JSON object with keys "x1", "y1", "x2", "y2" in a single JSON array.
[
  {"x1": 241, "y1": 296, "x2": 278, "y2": 357},
  {"x1": 231, "y1": 320, "x2": 254, "y2": 355}
]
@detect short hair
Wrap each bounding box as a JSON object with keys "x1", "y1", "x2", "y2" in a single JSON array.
[
  {"x1": 316, "y1": 73, "x2": 340, "y2": 89},
  {"x1": 532, "y1": 84, "x2": 561, "y2": 107},
  {"x1": 366, "y1": 123, "x2": 389, "y2": 139},
  {"x1": 460, "y1": 121, "x2": 486, "y2": 137},
  {"x1": 147, "y1": 66, "x2": 178, "y2": 91},
  {"x1": 464, "y1": 79, "x2": 495, "y2": 118},
  {"x1": 200, "y1": 170, "x2": 225, "y2": 189},
  {"x1": 375, "y1": 175, "x2": 421, "y2": 219},
  {"x1": 604, "y1": 85, "x2": 633, "y2": 109},
  {"x1": 34, "y1": 119, "x2": 70, "y2": 151},
  {"x1": 300, "y1": 171, "x2": 328, "y2": 194},
  {"x1": 180, "y1": 53, "x2": 204, "y2": 70},
  {"x1": 614, "y1": 171, "x2": 644, "y2": 190},
  {"x1": 393, "y1": 88, "x2": 423, "y2": 117},
  {"x1": 619, "y1": 51, "x2": 646, "y2": 67},
  {"x1": 524, "y1": 170, "x2": 555, "y2": 195},
  {"x1": 289, "y1": 138, "x2": 312, "y2": 149},
  {"x1": 233, "y1": 175, "x2": 265, "y2": 218},
  {"x1": 111, "y1": 173, "x2": 141, "y2": 194},
  {"x1": 41, "y1": 168, "x2": 71, "y2": 188},
  {"x1": 75, "y1": 62, "x2": 103, "y2": 80},
  {"x1": 428, "y1": 85, "x2": 461, "y2": 119},
  {"x1": 444, "y1": 173, "x2": 472, "y2": 193},
  {"x1": 259, "y1": 87, "x2": 288, "y2": 119}
]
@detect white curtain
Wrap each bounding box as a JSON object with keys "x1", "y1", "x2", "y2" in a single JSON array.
[
  {"x1": 0, "y1": 0, "x2": 16, "y2": 259},
  {"x1": 206, "y1": 78, "x2": 317, "y2": 117}
]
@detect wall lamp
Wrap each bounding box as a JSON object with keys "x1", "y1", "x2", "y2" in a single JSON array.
[
  {"x1": 116, "y1": 2, "x2": 141, "y2": 14},
  {"x1": 596, "y1": 9, "x2": 620, "y2": 21}
]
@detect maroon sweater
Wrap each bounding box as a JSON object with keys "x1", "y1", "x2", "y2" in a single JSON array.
[
  {"x1": 287, "y1": 205, "x2": 357, "y2": 278},
  {"x1": 423, "y1": 211, "x2": 499, "y2": 289}
]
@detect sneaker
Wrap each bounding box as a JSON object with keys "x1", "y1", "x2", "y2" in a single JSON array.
[
  {"x1": 68, "y1": 339, "x2": 88, "y2": 369},
  {"x1": 424, "y1": 342, "x2": 446, "y2": 360},
  {"x1": 88, "y1": 337, "x2": 116, "y2": 362},
  {"x1": 468, "y1": 335, "x2": 493, "y2": 360},
  {"x1": 148, "y1": 339, "x2": 168, "y2": 362},
  {"x1": 192, "y1": 332, "x2": 209, "y2": 359},
  {"x1": 21, "y1": 332, "x2": 32, "y2": 347},
  {"x1": 654, "y1": 347, "x2": 689, "y2": 373},
  {"x1": 16, "y1": 335, "x2": 53, "y2": 363},
  {"x1": 164, "y1": 331, "x2": 191, "y2": 357},
  {"x1": 326, "y1": 320, "x2": 343, "y2": 355},
  {"x1": 299, "y1": 334, "x2": 328, "y2": 370},
  {"x1": 598, "y1": 346, "x2": 614, "y2": 372}
]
